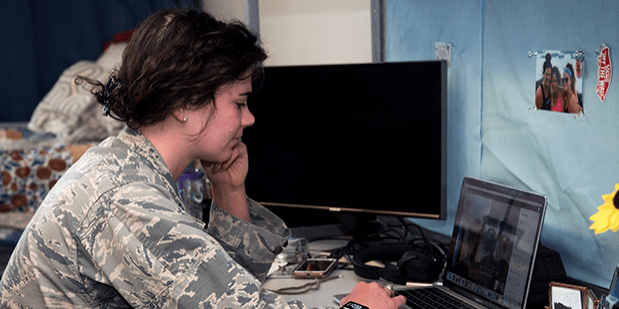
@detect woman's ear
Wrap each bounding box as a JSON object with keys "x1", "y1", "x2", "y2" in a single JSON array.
[{"x1": 172, "y1": 107, "x2": 188, "y2": 123}]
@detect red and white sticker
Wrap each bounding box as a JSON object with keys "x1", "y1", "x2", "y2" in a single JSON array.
[{"x1": 596, "y1": 45, "x2": 611, "y2": 102}]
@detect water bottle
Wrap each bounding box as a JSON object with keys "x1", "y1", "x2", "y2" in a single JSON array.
[{"x1": 177, "y1": 165, "x2": 206, "y2": 221}]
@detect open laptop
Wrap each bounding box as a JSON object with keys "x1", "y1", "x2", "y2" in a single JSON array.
[{"x1": 336, "y1": 176, "x2": 547, "y2": 309}]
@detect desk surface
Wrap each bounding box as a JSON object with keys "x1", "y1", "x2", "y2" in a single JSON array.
[
  {"x1": 0, "y1": 225, "x2": 607, "y2": 309},
  {"x1": 264, "y1": 267, "x2": 361, "y2": 308},
  {"x1": 264, "y1": 228, "x2": 609, "y2": 309},
  {"x1": 264, "y1": 238, "x2": 357, "y2": 308},
  {"x1": 264, "y1": 224, "x2": 448, "y2": 308}
]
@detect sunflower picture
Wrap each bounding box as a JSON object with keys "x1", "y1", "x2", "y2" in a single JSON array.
[{"x1": 589, "y1": 183, "x2": 619, "y2": 235}]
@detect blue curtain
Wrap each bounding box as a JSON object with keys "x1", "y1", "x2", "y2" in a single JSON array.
[
  {"x1": 386, "y1": 0, "x2": 619, "y2": 288},
  {"x1": 0, "y1": 0, "x2": 196, "y2": 122}
]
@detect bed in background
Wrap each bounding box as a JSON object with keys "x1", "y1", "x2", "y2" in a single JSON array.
[{"x1": 0, "y1": 37, "x2": 130, "y2": 246}]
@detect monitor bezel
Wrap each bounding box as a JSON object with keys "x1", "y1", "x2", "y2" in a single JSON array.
[{"x1": 243, "y1": 61, "x2": 448, "y2": 225}]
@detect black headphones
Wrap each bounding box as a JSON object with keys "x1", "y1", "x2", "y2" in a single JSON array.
[{"x1": 352, "y1": 243, "x2": 445, "y2": 285}]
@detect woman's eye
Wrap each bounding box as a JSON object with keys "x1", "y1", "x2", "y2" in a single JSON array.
[{"x1": 236, "y1": 102, "x2": 247, "y2": 109}]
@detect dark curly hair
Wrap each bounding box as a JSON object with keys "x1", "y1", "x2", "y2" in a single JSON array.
[
  {"x1": 541, "y1": 53, "x2": 552, "y2": 74},
  {"x1": 80, "y1": 8, "x2": 267, "y2": 129}
]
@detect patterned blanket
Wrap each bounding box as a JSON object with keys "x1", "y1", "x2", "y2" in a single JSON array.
[{"x1": 0, "y1": 125, "x2": 92, "y2": 245}]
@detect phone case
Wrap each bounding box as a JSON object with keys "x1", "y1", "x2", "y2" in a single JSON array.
[{"x1": 292, "y1": 258, "x2": 338, "y2": 279}]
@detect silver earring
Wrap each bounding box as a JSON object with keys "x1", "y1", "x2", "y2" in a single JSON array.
[{"x1": 183, "y1": 116, "x2": 187, "y2": 122}]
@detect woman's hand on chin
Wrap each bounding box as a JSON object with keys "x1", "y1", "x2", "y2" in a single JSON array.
[
  {"x1": 201, "y1": 141, "x2": 249, "y2": 190},
  {"x1": 200, "y1": 142, "x2": 250, "y2": 221}
]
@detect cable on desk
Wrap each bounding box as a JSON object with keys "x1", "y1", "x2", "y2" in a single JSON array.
[
  {"x1": 267, "y1": 275, "x2": 343, "y2": 295},
  {"x1": 298, "y1": 219, "x2": 450, "y2": 274},
  {"x1": 341, "y1": 235, "x2": 447, "y2": 273}
]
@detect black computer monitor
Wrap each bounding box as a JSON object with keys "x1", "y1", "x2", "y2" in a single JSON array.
[{"x1": 243, "y1": 61, "x2": 447, "y2": 235}]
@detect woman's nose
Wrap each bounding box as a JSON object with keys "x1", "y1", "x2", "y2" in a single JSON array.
[{"x1": 243, "y1": 108, "x2": 255, "y2": 128}]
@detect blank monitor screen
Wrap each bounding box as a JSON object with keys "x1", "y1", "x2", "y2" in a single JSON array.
[{"x1": 243, "y1": 61, "x2": 447, "y2": 226}]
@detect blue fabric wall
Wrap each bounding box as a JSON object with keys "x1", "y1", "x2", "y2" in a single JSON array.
[
  {"x1": 0, "y1": 0, "x2": 196, "y2": 122},
  {"x1": 386, "y1": 0, "x2": 619, "y2": 288}
]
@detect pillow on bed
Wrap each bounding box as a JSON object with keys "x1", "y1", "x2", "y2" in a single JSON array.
[
  {"x1": 96, "y1": 41, "x2": 126, "y2": 72},
  {"x1": 27, "y1": 42, "x2": 127, "y2": 144}
]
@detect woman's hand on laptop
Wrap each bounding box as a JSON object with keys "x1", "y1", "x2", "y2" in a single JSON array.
[{"x1": 340, "y1": 281, "x2": 406, "y2": 309}]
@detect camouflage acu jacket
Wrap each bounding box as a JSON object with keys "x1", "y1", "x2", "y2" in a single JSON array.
[{"x1": 0, "y1": 128, "x2": 315, "y2": 308}]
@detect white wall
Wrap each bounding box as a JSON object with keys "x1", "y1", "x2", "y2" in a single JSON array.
[
  {"x1": 201, "y1": 0, "x2": 246, "y2": 22},
  {"x1": 201, "y1": 0, "x2": 372, "y2": 66}
]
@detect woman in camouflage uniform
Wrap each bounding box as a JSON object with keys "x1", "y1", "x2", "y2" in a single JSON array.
[{"x1": 0, "y1": 8, "x2": 404, "y2": 309}]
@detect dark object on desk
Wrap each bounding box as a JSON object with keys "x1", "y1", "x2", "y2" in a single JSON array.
[
  {"x1": 279, "y1": 209, "x2": 384, "y2": 239},
  {"x1": 352, "y1": 243, "x2": 445, "y2": 284},
  {"x1": 599, "y1": 295, "x2": 619, "y2": 309},
  {"x1": 527, "y1": 245, "x2": 567, "y2": 308},
  {"x1": 340, "y1": 301, "x2": 369, "y2": 309},
  {"x1": 524, "y1": 244, "x2": 608, "y2": 308}
]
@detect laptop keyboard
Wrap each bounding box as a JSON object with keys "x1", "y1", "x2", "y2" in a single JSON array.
[{"x1": 396, "y1": 287, "x2": 478, "y2": 309}]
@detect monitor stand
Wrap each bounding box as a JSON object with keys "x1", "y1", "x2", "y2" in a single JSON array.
[
  {"x1": 289, "y1": 213, "x2": 383, "y2": 240},
  {"x1": 290, "y1": 223, "x2": 348, "y2": 239},
  {"x1": 334, "y1": 212, "x2": 382, "y2": 239}
]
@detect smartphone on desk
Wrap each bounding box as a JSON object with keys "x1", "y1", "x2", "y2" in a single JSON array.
[{"x1": 292, "y1": 258, "x2": 338, "y2": 279}]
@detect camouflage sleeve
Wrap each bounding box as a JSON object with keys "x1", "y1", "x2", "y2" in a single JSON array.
[
  {"x1": 205, "y1": 200, "x2": 342, "y2": 309},
  {"x1": 93, "y1": 183, "x2": 318, "y2": 308},
  {"x1": 207, "y1": 198, "x2": 292, "y2": 282}
]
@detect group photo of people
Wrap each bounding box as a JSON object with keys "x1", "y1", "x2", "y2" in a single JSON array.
[{"x1": 534, "y1": 51, "x2": 584, "y2": 114}]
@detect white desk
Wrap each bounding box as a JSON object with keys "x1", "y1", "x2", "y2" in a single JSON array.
[
  {"x1": 264, "y1": 267, "x2": 362, "y2": 308},
  {"x1": 263, "y1": 238, "x2": 355, "y2": 307},
  {"x1": 264, "y1": 223, "x2": 451, "y2": 308},
  {"x1": 263, "y1": 237, "x2": 403, "y2": 308}
]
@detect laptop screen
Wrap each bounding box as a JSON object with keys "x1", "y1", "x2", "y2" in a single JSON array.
[{"x1": 444, "y1": 177, "x2": 547, "y2": 309}]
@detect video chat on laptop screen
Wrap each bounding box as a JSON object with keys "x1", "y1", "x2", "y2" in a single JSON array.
[{"x1": 445, "y1": 178, "x2": 546, "y2": 309}]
